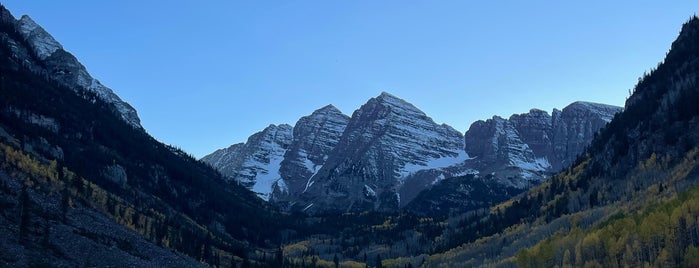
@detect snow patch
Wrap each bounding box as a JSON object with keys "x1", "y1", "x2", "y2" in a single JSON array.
[
  {"x1": 17, "y1": 15, "x2": 63, "y2": 59},
  {"x1": 453, "y1": 169, "x2": 479, "y2": 177},
  {"x1": 301, "y1": 152, "x2": 324, "y2": 193},
  {"x1": 249, "y1": 154, "x2": 284, "y2": 201},
  {"x1": 399, "y1": 151, "x2": 470, "y2": 179},
  {"x1": 303, "y1": 203, "x2": 314, "y2": 211},
  {"x1": 431, "y1": 173, "x2": 446, "y2": 185},
  {"x1": 510, "y1": 157, "x2": 551, "y2": 172},
  {"x1": 569, "y1": 101, "x2": 622, "y2": 122},
  {"x1": 364, "y1": 185, "x2": 376, "y2": 197},
  {"x1": 275, "y1": 178, "x2": 288, "y2": 193}
]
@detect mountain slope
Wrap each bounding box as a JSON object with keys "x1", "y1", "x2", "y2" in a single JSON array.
[
  {"x1": 0, "y1": 6, "x2": 283, "y2": 267},
  {"x1": 425, "y1": 16, "x2": 699, "y2": 267},
  {"x1": 273, "y1": 105, "x2": 350, "y2": 206},
  {"x1": 202, "y1": 105, "x2": 352, "y2": 204},
  {"x1": 298, "y1": 92, "x2": 468, "y2": 213},
  {"x1": 405, "y1": 102, "x2": 619, "y2": 215},
  {"x1": 206, "y1": 91, "x2": 620, "y2": 215},
  {"x1": 463, "y1": 102, "x2": 621, "y2": 188},
  {"x1": 2, "y1": 11, "x2": 141, "y2": 128},
  {"x1": 404, "y1": 174, "x2": 523, "y2": 216},
  {"x1": 202, "y1": 124, "x2": 293, "y2": 200}
]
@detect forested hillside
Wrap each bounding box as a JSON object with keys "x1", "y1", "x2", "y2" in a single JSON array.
[
  {"x1": 423, "y1": 16, "x2": 699, "y2": 267},
  {"x1": 0, "y1": 4, "x2": 290, "y2": 266}
]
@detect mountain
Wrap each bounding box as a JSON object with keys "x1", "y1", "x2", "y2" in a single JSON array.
[
  {"x1": 201, "y1": 124, "x2": 293, "y2": 201},
  {"x1": 201, "y1": 105, "x2": 351, "y2": 203},
  {"x1": 0, "y1": 6, "x2": 283, "y2": 267},
  {"x1": 6, "y1": 13, "x2": 141, "y2": 128},
  {"x1": 463, "y1": 101, "x2": 621, "y2": 188},
  {"x1": 204, "y1": 93, "x2": 471, "y2": 213},
  {"x1": 298, "y1": 92, "x2": 469, "y2": 213},
  {"x1": 403, "y1": 102, "x2": 620, "y2": 215},
  {"x1": 273, "y1": 105, "x2": 350, "y2": 206},
  {"x1": 206, "y1": 91, "x2": 620, "y2": 214},
  {"x1": 425, "y1": 16, "x2": 699, "y2": 267}
]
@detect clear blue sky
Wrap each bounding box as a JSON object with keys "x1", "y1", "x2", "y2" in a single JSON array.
[{"x1": 3, "y1": 1, "x2": 697, "y2": 158}]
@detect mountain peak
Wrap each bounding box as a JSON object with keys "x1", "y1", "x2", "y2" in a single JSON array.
[
  {"x1": 568, "y1": 100, "x2": 618, "y2": 109},
  {"x1": 0, "y1": 5, "x2": 13, "y2": 21},
  {"x1": 319, "y1": 104, "x2": 337, "y2": 110},
  {"x1": 563, "y1": 101, "x2": 622, "y2": 122},
  {"x1": 370, "y1": 91, "x2": 425, "y2": 117},
  {"x1": 313, "y1": 104, "x2": 344, "y2": 115},
  {"x1": 1, "y1": 11, "x2": 143, "y2": 128},
  {"x1": 17, "y1": 14, "x2": 63, "y2": 60},
  {"x1": 376, "y1": 91, "x2": 407, "y2": 103},
  {"x1": 262, "y1": 123, "x2": 293, "y2": 133},
  {"x1": 378, "y1": 91, "x2": 398, "y2": 98},
  {"x1": 528, "y1": 108, "x2": 549, "y2": 115}
]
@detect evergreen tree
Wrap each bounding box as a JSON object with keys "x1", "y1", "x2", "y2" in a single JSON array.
[
  {"x1": 19, "y1": 186, "x2": 30, "y2": 243},
  {"x1": 241, "y1": 254, "x2": 251, "y2": 268},
  {"x1": 60, "y1": 187, "x2": 70, "y2": 223},
  {"x1": 275, "y1": 247, "x2": 284, "y2": 267}
]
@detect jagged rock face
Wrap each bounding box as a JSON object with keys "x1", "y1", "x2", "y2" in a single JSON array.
[
  {"x1": 464, "y1": 102, "x2": 621, "y2": 187},
  {"x1": 205, "y1": 92, "x2": 620, "y2": 214},
  {"x1": 272, "y1": 105, "x2": 350, "y2": 205},
  {"x1": 552, "y1": 101, "x2": 621, "y2": 170},
  {"x1": 10, "y1": 15, "x2": 141, "y2": 128},
  {"x1": 298, "y1": 92, "x2": 468, "y2": 213},
  {"x1": 510, "y1": 109, "x2": 554, "y2": 160},
  {"x1": 200, "y1": 143, "x2": 245, "y2": 180},
  {"x1": 201, "y1": 124, "x2": 293, "y2": 201}
]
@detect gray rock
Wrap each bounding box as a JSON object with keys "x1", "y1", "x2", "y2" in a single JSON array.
[
  {"x1": 102, "y1": 164, "x2": 128, "y2": 187},
  {"x1": 202, "y1": 124, "x2": 293, "y2": 201},
  {"x1": 272, "y1": 105, "x2": 350, "y2": 206},
  {"x1": 464, "y1": 101, "x2": 622, "y2": 187},
  {"x1": 298, "y1": 92, "x2": 467, "y2": 213},
  {"x1": 552, "y1": 101, "x2": 621, "y2": 169},
  {"x1": 204, "y1": 92, "x2": 621, "y2": 214},
  {"x1": 11, "y1": 15, "x2": 141, "y2": 128}
]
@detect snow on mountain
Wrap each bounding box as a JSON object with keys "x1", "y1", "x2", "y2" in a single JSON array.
[
  {"x1": 568, "y1": 101, "x2": 621, "y2": 122},
  {"x1": 203, "y1": 105, "x2": 350, "y2": 203},
  {"x1": 17, "y1": 15, "x2": 62, "y2": 59},
  {"x1": 13, "y1": 15, "x2": 141, "y2": 128},
  {"x1": 298, "y1": 92, "x2": 467, "y2": 213},
  {"x1": 204, "y1": 92, "x2": 620, "y2": 213},
  {"x1": 465, "y1": 101, "x2": 622, "y2": 187},
  {"x1": 273, "y1": 105, "x2": 350, "y2": 205},
  {"x1": 552, "y1": 101, "x2": 622, "y2": 169},
  {"x1": 201, "y1": 124, "x2": 293, "y2": 201}
]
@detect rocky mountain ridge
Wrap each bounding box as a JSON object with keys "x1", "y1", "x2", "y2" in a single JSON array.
[
  {"x1": 464, "y1": 101, "x2": 622, "y2": 188},
  {"x1": 297, "y1": 92, "x2": 469, "y2": 213},
  {"x1": 0, "y1": 12, "x2": 141, "y2": 128},
  {"x1": 0, "y1": 6, "x2": 280, "y2": 266},
  {"x1": 204, "y1": 93, "x2": 621, "y2": 214}
]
